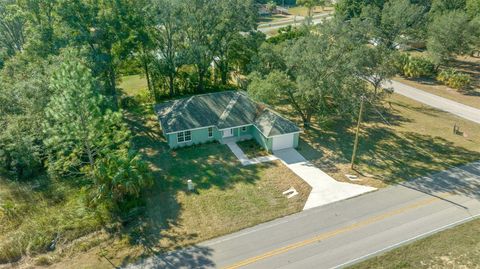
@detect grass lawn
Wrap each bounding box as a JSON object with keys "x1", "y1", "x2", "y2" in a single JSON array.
[
  {"x1": 136, "y1": 130, "x2": 311, "y2": 250},
  {"x1": 118, "y1": 75, "x2": 148, "y2": 96},
  {"x1": 277, "y1": 93, "x2": 480, "y2": 188},
  {"x1": 31, "y1": 104, "x2": 311, "y2": 269},
  {"x1": 349, "y1": 218, "x2": 480, "y2": 268},
  {"x1": 288, "y1": 6, "x2": 333, "y2": 17},
  {"x1": 237, "y1": 139, "x2": 270, "y2": 159},
  {"x1": 396, "y1": 54, "x2": 480, "y2": 110}
]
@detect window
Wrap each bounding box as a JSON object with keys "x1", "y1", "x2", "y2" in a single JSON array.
[
  {"x1": 184, "y1": 131, "x2": 192, "y2": 141},
  {"x1": 208, "y1": 127, "x2": 213, "y2": 137},
  {"x1": 241, "y1": 126, "x2": 247, "y2": 132},
  {"x1": 177, "y1": 132, "x2": 185, "y2": 143},
  {"x1": 177, "y1": 131, "x2": 192, "y2": 143}
]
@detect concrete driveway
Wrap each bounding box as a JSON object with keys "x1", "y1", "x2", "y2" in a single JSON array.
[{"x1": 273, "y1": 148, "x2": 376, "y2": 210}]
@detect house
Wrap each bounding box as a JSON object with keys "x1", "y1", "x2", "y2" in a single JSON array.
[{"x1": 154, "y1": 91, "x2": 300, "y2": 152}]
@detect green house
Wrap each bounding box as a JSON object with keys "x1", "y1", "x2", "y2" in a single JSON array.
[{"x1": 154, "y1": 91, "x2": 300, "y2": 152}]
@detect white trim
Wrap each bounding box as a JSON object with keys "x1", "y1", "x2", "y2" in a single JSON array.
[
  {"x1": 267, "y1": 131, "x2": 301, "y2": 138},
  {"x1": 166, "y1": 125, "x2": 216, "y2": 135},
  {"x1": 218, "y1": 124, "x2": 253, "y2": 131},
  {"x1": 219, "y1": 124, "x2": 299, "y2": 138},
  {"x1": 165, "y1": 124, "x2": 301, "y2": 139},
  {"x1": 251, "y1": 123, "x2": 300, "y2": 139}
]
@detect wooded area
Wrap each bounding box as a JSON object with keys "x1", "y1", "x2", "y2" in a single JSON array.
[{"x1": 0, "y1": 0, "x2": 479, "y2": 265}]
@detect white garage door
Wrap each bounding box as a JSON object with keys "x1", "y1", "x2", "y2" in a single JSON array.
[{"x1": 272, "y1": 134, "x2": 294, "y2": 151}]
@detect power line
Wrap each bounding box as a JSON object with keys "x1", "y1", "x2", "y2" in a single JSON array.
[{"x1": 362, "y1": 96, "x2": 460, "y2": 175}]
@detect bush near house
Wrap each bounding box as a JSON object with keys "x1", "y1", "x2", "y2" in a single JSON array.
[
  {"x1": 394, "y1": 53, "x2": 436, "y2": 78},
  {"x1": 437, "y1": 68, "x2": 472, "y2": 90}
]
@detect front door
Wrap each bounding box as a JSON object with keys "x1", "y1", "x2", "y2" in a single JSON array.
[{"x1": 223, "y1": 128, "x2": 234, "y2": 138}]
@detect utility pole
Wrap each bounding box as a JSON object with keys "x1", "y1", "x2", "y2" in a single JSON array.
[{"x1": 351, "y1": 96, "x2": 365, "y2": 170}]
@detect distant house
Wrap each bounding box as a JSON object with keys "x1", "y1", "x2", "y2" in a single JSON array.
[
  {"x1": 257, "y1": 4, "x2": 290, "y2": 16},
  {"x1": 154, "y1": 91, "x2": 300, "y2": 151}
]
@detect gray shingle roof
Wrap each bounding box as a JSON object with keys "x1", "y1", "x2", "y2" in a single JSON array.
[
  {"x1": 154, "y1": 91, "x2": 299, "y2": 137},
  {"x1": 254, "y1": 109, "x2": 300, "y2": 137}
]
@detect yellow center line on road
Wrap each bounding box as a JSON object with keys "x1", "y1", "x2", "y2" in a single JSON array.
[{"x1": 223, "y1": 194, "x2": 451, "y2": 269}]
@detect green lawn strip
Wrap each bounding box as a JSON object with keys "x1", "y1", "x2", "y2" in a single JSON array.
[
  {"x1": 349, "y1": 218, "x2": 480, "y2": 269},
  {"x1": 236, "y1": 139, "x2": 270, "y2": 159},
  {"x1": 118, "y1": 75, "x2": 148, "y2": 96}
]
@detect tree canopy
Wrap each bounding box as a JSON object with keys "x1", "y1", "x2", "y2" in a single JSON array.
[{"x1": 249, "y1": 19, "x2": 374, "y2": 126}]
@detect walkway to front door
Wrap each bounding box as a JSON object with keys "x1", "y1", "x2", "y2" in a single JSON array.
[{"x1": 225, "y1": 141, "x2": 278, "y2": 166}]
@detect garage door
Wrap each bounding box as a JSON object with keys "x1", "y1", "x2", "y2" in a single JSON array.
[{"x1": 272, "y1": 134, "x2": 294, "y2": 151}]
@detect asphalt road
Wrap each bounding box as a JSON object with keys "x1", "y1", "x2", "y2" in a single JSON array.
[
  {"x1": 125, "y1": 161, "x2": 480, "y2": 269},
  {"x1": 386, "y1": 80, "x2": 480, "y2": 124}
]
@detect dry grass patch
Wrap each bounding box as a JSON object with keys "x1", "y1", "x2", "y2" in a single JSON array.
[
  {"x1": 157, "y1": 160, "x2": 310, "y2": 248},
  {"x1": 44, "y1": 158, "x2": 310, "y2": 269},
  {"x1": 349, "y1": 218, "x2": 480, "y2": 269},
  {"x1": 137, "y1": 137, "x2": 311, "y2": 251}
]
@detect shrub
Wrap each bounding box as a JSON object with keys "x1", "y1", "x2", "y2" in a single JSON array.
[
  {"x1": 393, "y1": 53, "x2": 409, "y2": 74},
  {"x1": 34, "y1": 255, "x2": 53, "y2": 266},
  {"x1": 394, "y1": 53, "x2": 436, "y2": 78},
  {"x1": 437, "y1": 68, "x2": 472, "y2": 90}
]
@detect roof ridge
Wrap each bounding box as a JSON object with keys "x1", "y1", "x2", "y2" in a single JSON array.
[
  {"x1": 241, "y1": 92, "x2": 290, "y2": 122},
  {"x1": 218, "y1": 92, "x2": 241, "y2": 124},
  {"x1": 266, "y1": 110, "x2": 277, "y2": 137},
  {"x1": 263, "y1": 106, "x2": 288, "y2": 119},
  {"x1": 184, "y1": 90, "x2": 236, "y2": 99},
  {"x1": 159, "y1": 90, "x2": 238, "y2": 104}
]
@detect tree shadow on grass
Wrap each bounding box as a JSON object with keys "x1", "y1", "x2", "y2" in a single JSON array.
[
  {"x1": 297, "y1": 104, "x2": 480, "y2": 195},
  {"x1": 361, "y1": 129, "x2": 480, "y2": 184},
  {"x1": 120, "y1": 107, "x2": 264, "y2": 267},
  {"x1": 389, "y1": 100, "x2": 448, "y2": 119}
]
